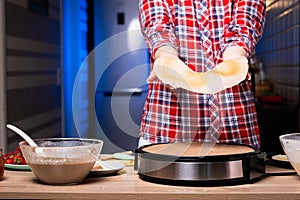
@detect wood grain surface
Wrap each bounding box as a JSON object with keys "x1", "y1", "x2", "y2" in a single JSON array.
[{"x1": 0, "y1": 164, "x2": 299, "y2": 200}]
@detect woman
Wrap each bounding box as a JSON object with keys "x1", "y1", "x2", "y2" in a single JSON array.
[{"x1": 138, "y1": 0, "x2": 266, "y2": 149}]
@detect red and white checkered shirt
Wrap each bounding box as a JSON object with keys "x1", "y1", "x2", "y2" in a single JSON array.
[{"x1": 138, "y1": 0, "x2": 265, "y2": 149}]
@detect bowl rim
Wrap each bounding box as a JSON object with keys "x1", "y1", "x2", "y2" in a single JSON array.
[
  {"x1": 279, "y1": 133, "x2": 300, "y2": 140},
  {"x1": 19, "y1": 138, "x2": 103, "y2": 149}
]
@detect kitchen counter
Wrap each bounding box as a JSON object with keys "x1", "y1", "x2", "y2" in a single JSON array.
[{"x1": 0, "y1": 164, "x2": 299, "y2": 200}]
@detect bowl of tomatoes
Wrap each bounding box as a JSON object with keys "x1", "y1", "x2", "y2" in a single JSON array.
[{"x1": 3, "y1": 145, "x2": 30, "y2": 170}]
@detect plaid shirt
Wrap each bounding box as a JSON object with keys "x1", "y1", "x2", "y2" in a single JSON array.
[{"x1": 138, "y1": 0, "x2": 265, "y2": 149}]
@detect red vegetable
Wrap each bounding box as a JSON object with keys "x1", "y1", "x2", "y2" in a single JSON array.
[
  {"x1": 3, "y1": 146, "x2": 27, "y2": 165},
  {"x1": 5, "y1": 158, "x2": 14, "y2": 164},
  {"x1": 2, "y1": 154, "x2": 11, "y2": 160},
  {"x1": 13, "y1": 155, "x2": 25, "y2": 164}
]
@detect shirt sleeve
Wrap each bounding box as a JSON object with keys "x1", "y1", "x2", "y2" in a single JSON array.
[
  {"x1": 138, "y1": 0, "x2": 179, "y2": 59},
  {"x1": 220, "y1": 0, "x2": 266, "y2": 57}
]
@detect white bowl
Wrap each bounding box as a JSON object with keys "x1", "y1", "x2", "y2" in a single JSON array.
[
  {"x1": 279, "y1": 133, "x2": 300, "y2": 175},
  {"x1": 20, "y1": 138, "x2": 103, "y2": 185}
]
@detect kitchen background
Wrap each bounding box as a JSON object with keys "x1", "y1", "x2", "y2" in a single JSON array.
[{"x1": 0, "y1": 0, "x2": 299, "y2": 154}]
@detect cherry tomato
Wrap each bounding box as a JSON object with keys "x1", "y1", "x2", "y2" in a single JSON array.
[
  {"x1": 21, "y1": 158, "x2": 27, "y2": 165},
  {"x1": 5, "y1": 158, "x2": 14, "y2": 164},
  {"x1": 3, "y1": 152, "x2": 13, "y2": 160},
  {"x1": 13, "y1": 155, "x2": 24, "y2": 164}
]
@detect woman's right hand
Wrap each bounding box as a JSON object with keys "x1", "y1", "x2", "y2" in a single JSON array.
[{"x1": 147, "y1": 45, "x2": 178, "y2": 83}]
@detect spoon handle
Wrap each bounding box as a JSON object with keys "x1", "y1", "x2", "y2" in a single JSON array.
[{"x1": 6, "y1": 124, "x2": 38, "y2": 147}]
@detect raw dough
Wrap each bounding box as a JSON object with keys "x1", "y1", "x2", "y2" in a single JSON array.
[{"x1": 153, "y1": 56, "x2": 248, "y2": 94}]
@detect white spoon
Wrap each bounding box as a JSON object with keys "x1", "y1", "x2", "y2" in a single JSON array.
[{"x1": 6, "y1": 124, "x2": 43, "y2": 153}]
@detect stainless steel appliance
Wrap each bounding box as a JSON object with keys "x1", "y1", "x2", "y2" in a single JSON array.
[{"x1": 135, "y1": 143, "x2": 265, "y2": 186}]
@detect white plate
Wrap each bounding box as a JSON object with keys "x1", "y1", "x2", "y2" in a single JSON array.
[
  {"x1": 4, "y1": 163, "x2": 31, "y2": 171},
  {"x1": 89, "y1": 161, "x2": 125, "y2": 176}
]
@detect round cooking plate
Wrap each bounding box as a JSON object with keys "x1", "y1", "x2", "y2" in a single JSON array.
[{"x1": 135, "y1": 142, "x2": 265, "y2": 186}]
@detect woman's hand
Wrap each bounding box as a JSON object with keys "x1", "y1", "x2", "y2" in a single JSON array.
[
  {"x1": 147, "y1": 45, "x2": 178, "y2": 83},
  {"x1": 223, "y1": 46, "x2": 247, "y2": 60},
  {"x1": 223, "y1": 46, "x2": 250, "y2": 80}
]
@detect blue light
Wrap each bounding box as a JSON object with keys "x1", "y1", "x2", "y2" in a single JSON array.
[{"x1": 62, "y1": 0, "x2": 88, "y2": 137}]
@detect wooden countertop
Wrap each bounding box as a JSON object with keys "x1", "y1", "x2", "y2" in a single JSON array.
[{"x1": 0, "y1": 163, "x2": 299, "y2": 200}]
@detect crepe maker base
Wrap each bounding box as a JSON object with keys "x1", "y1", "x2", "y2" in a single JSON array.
[
  {"x1": 135, "y1": 143, "x2": 266, "y2": 186},
  {"x1": 138, "y1": 173, "x2": 265, "y2": 187}
]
